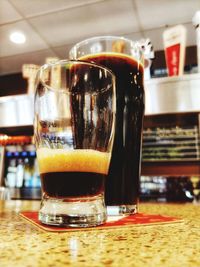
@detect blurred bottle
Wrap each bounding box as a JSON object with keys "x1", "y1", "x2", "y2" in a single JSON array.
[
  {"x1": 163, "y1": 25, "x2": 186, "y2": 76},
  {"x1": 139, "y1": 38, "x2": 154, "y2": 80},
  {"x1": 23, "y1": 157, "x2": 32, "y2": 187},
  {"x1": 16, "y1": 159, "x2": 24, "y2": 188},
  {"x1": 6, "y1": 158, "x2": 17, "y2": 187}
]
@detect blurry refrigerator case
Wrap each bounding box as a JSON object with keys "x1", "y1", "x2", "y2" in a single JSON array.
[{"x1": 4, "y1": 143, "x2": 41, "y2": 199}]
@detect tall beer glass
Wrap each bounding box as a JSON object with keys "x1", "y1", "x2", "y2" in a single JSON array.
[
  {"x1": 70, "y1": 36, "x2": 145, "y2": 215},
  {"x1": 34, "y1": 60, "x2": 116, "y2": 227}
]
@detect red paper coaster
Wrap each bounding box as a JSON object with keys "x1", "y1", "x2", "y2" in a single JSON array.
[{"x1": 19, "y1": 211, "x2": 183, "y2": 232}]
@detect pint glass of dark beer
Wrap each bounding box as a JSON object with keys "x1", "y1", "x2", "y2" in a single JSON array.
[
  {"x1": 34, "y1": 60, "x2": 116, "y2": 227},
  {"x1": 70, "y1": 36, "x2": 145, "y2": 215}
]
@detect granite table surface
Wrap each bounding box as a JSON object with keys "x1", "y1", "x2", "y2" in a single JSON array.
[{"x1": 0, "y1": 200, "x2": 199, "y2": 267}]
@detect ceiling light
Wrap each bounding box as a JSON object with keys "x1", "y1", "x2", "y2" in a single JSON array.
[{"x1": 10, "y1": 31, "x2": 26, "y2": 44}]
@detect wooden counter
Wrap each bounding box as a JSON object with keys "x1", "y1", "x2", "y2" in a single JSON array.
[{"x1": 0, "y1": 200, "x2": 199, "y2": 267}]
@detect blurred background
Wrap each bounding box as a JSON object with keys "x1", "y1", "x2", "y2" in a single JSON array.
[
  {"x1": 0, "y1": 0, "x2": 200, "y2": 202},
  {"x1": 0, "y1": 0, "x2": 199, "y2": 78}
]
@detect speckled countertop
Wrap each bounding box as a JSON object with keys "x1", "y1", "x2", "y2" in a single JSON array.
[{"x1": 0, "y1": 200, "x2": 199, "y2": 267}]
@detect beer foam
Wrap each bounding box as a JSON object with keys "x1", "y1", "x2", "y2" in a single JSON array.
[
  {"x1": 79, "y1": 52, "x2": 144, "y2": 69},
  {"x1": 37, "y1": 148, "x2": 111, "y2": 175}
]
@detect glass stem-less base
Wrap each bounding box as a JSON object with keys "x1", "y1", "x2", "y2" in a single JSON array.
[
  {"x1": 106, "y1": 205, "x2": 138, "y2": 216},
  {"x1": 39, "y1": 194, "x2": 107, "y2": 227}
]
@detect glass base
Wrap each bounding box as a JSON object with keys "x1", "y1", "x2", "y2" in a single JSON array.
[
  {"x1": 106, "y1": 204, "x2": 138, "y2": 216},
  {"x1": 39, "y1": 195, "x2": 107, "y2": 227}
]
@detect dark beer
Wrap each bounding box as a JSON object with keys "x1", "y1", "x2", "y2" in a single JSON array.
[
  {"x1": 80, "y1": 53, "x2": 145, "y2": 206},
  {"x1": 40, "y1": 172, "x2": 104, "y2": 198},
  {"x1": 37, "y1": 148, "x2": 110, "y2": 199}
]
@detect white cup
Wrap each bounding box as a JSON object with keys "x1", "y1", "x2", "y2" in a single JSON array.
[{"x1": 0, "y1": 187, "x2": 10, "y2": 200}]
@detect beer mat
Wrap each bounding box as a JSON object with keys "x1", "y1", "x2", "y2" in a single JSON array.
[{"x1": 19, "y1": 212, "x2": 184, "y2": 232}]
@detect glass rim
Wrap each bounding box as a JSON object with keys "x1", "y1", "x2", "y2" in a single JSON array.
[
  {"x1": 36, "y1": 59, "x2": 116, "y2": 94},
  {"x1": 69, "y1": 35, "x2": 142, "y2": 54}
]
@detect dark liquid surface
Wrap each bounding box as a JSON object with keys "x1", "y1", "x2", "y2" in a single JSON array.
[
  {"x1": 81, "y1": 53, "x2": 145, "y2": 205},
  {"x1": 41, "y1": 172, "x2": 105, "y2": 198}
]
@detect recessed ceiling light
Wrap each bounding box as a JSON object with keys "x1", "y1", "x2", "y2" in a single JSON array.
[{"x1": 9, "y1": 31, "x2": 26, "y2": 44}]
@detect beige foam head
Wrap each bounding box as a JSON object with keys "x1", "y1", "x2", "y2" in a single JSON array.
[{"x1": 37, "y1": 148, "x2": 111, "y2": 175}]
